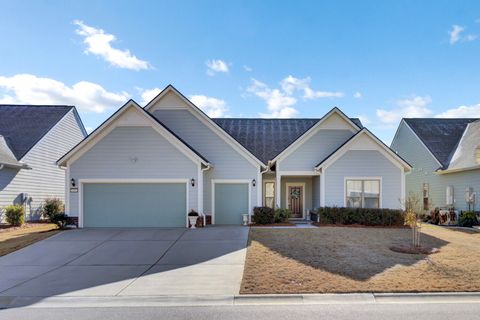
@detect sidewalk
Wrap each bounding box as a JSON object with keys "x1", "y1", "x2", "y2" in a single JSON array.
[{"x1": 2, "y1": 292, "x2": 480, "y2": 308}]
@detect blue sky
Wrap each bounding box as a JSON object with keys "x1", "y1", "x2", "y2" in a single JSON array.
[{"x1": 1, "y1": 0, "x2": 480, "y2": 143}]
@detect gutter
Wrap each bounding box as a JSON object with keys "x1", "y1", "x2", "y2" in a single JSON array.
[{"x1": 436, "y1": 164, "x2": 480, "y2": 175}]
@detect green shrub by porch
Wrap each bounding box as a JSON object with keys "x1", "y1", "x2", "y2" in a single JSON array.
[
  {"x1": 4, "y1": 204, "x2": 25, "y2": 226},
  {"x1": 314, "y1": 206, "x2": 404, "y2": 226},
  {"x1": 458, "y1": 211, "x2": 478, "y2": 228},
  {"x1": 252, "y1": 206, "x2": 275, "y2": 224}
]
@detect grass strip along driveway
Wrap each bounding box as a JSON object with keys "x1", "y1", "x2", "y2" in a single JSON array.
[
  {"x1": 0, "y1": 223, "x2": 60, "y2": 256},
  {"x1": 241, "y1": 224, "x2": 480, "y2": 294}
]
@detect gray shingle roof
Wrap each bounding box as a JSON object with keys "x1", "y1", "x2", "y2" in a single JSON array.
[
  {"x1": 0, "y1": 135, "x2": 25, "y2": 167},
  {"x1": 0, "y1": 105, "x2": 74, "y2": 160},
  {"x1": 404, "y1": 118, "x2": 479, "y2": 168},
  {"x1": 212, "y1": 118, "x2": 363, "y2": 163}
]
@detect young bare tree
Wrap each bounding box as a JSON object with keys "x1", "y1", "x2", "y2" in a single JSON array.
[{"x1": 404, "y1": 192, "x2": 423, "y2": 247}]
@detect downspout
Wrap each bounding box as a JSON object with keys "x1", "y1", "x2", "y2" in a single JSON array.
[{"x1": 0, "y1": 164, "x2": 4, "y2": 171}]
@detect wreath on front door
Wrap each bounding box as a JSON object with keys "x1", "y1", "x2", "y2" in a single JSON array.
[{"x1": 290, "y1": 188, "x2": 301, "y2": 199}]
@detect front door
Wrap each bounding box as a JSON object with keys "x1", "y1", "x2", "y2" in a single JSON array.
[{"x1": 287, "y1": 185, "x2": 303, "y2": 218}]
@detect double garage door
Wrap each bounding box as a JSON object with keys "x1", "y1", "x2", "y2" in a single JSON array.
[
  {"x1": 82, "y1": 182, "x2": 250, "y2": 227},
  {"x1": 83, "y1": 183, "x2": 187, "y2": 228}
]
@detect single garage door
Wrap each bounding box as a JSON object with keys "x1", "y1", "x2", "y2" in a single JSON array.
[
  {"x1": 214, "y1": 183, "x2": 249, "y2": 225},
  {"x1": 83, "y1": 183, "x2": 186, "y2": 227}
]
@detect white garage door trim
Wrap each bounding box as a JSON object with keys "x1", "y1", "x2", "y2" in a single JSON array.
[
  {"x1": 211, "y1": 179, "x2": 251, "y2": 225},
  {"x1": 78, "y1": 178, "x2": 189, "y2": 228}
]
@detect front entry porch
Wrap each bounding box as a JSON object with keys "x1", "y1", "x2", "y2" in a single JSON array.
[{"x1": 262, "y1": 172, "x2": 320, "y2": 219}]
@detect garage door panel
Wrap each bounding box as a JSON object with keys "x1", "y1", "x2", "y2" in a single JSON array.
[
  {"x1": 214, "y1": 183, "x2": 248, "y2": 225},
  {"x1": 83, "y1": 183, "x2": 186, "y2": 228}
]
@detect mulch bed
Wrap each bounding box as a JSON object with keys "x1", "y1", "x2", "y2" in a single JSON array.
[
  {"x1": 0, "y1": 221, "x2": 51, "y2": 233},
  {"x1": 313, "y1": 222, "x2": 410, "y2": 229},
  {"x1": 389, "y1": 244, "x2": 440, "y2": 255},
  {"x1": 250, "y1": 222, "x2": 296, "y2": 227}
]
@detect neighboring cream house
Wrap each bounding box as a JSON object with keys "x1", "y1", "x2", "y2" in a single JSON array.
[
  {"x1": 0, "y1": 105, "x2": 86, "y2": 220},
  {"x1": 58, "y1": 85, "x2": 411, "y2": 228}
]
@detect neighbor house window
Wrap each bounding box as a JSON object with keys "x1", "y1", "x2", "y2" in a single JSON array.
[
  {"x1": 346, "y1": 179, "x2": 380, "y2": 208},
  {"x1": 423, "y1": 183, "x2": 429, "y2": 211},
  {"x1": 264, "y1": 182, "x2": 275, "y2": 208}
]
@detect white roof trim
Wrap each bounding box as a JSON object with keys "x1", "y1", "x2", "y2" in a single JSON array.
[
  {"x1": 397, "y1": 120, "x2": 443, "y2": 168},
  {"x1": 145, "y1": 85, "x2": 265, "y2": 168},
  {"x1": 272, "y1": 107, "x2": 361, "y2": 163},
  {"x1": 315, "y1": 129, "x2": 412, "y2": 172},
  {"x1": 436, "y1": 164, "x2": 480, "y2": 174},
  {"x1": 57, "y1": 100, "x2": 210, "y2": 167}
]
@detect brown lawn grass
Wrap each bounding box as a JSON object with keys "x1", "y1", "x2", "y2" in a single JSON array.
[
  {"x1": 241, "y1": 224, "x2": 480, "y2": 293},
  {"x1": 0, "y1": 223, "x2": 60, "y2": 256}
]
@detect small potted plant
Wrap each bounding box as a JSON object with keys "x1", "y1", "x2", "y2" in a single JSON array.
[{"x1": 188, "y1": 210, "x2": 199, "y2": 229}]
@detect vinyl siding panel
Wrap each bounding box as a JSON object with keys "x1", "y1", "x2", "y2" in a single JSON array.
[
  {"x1": 325, "y1": 150, "x2": 403, "y2": 209},
  {"x1": 152, "y1": 109, "x2": 259, "y2": 214},
  {"x1": 280, "y1": 129, "x2": 354, "y2": 171},
  {"x1": 391, "y1": 122, "x2": 480, "y2": 211},
  {"x1": 0, "y1": 110, "x2": 85, "y2": 220},
  {"x1": 68, "y1": 126, "x2": 198, "y2": 217}
]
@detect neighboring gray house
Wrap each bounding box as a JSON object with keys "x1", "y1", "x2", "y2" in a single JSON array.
[
  {"x1": 58, "y1": 85, "x2": 411, "y2": 228},
  {"x1": 0, "y1": 105, "x2": 86, "y2": 220},
  {"x1": 391, "y1": 118, "x2": 480, "y2": 212}
]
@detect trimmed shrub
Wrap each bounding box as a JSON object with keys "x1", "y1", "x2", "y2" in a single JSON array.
[
  {"x1": 458, "y1": 211, "x2": 478, "y2": 228},
  {"x1": 5, "y1": 204, "x2": 25, "y2": 226},
  {"x1": 252, "y1": 206, "x2": 275, "y2": 225},
  {"x1": 274, "y1": 208, "x2": 291, "y2": 223},
  {"x1": 41, "y1": 198, "x2": 64, "y2": 221},
  {"x1": 314, "y1": 206, "x2": 404, "y2": 226},
  {"x1": 41, "y1": 198, "x2": 67, "y2": 228}
]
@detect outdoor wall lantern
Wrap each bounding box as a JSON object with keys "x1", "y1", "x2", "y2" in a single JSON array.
[
  {"x1": 252, "y1": 179, "x2": 256, "y2": 187},
  {"x1": 70, "y1": 178, "x2": 76, "y2": 188},
  {"x1": 191, "y1": 178, "x2": 195, "y2": 187}
]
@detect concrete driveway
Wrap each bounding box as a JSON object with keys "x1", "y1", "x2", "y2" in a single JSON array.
[{"x1": 0, "y1": 226, "x2": 248, "y2": 302}]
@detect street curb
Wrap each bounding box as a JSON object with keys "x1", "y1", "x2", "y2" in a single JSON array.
[{"x1": 1, "y1": 292, "x2": 480, "y2": 308}]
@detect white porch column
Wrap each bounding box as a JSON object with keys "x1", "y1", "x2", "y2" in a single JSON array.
[
  {"x1": 320, "y1": 171, "x2": 325, "y2": 207},
  {"x1": 276, "y1": 173, "x2": 281, "y2": 208}
]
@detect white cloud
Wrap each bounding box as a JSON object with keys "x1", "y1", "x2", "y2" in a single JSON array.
[
  {"x1": 435, "y1": 104, "x2": 480, "y2": 118},
  {"x1": 357, "y1": 114, "x2": 370, "y2": 125},
  {"x1": 0, "y1": 73, "x2": 128, "y2": 113},
  {"x1": 448, "y1": 24, "x2": 477, "y2": 44},
  {"x1": 353, "y1": 92, "x2": 362, "y2": 99},
  {"x1": 206, "y1": 59, "x2": 230, "y2": 76},
  {"x1": 376, "y1": 96, "x2": 433, "y2": 124},
  {"x1": 85, "y1": 126, "x2": 94, "y2": 133},
  {"x1": 189, "y1": 95, "x2": 229, "y2": 117},
  {"x1": 243, "y1": 65, "x2": 252, "y2": 72},
  {"x1": 247, "y1": 78, "x2": 298, "y2": 118},
  {"x1": 139, "y1": 87, "x2": 161, "y2": 106},
  {"x1": 74, "y1": 20, "x2": 151, "y2": 70},
  {"x1": 280, "y1": 75, "x2": 343, "y2": 99},
  {"x1": 449, "y1": 25, "x2": 464, "y2": 44}
]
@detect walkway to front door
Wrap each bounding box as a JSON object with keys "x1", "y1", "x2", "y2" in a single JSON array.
[{"x1": 287, "y1": 183, "x2": 304, "y2": 218}]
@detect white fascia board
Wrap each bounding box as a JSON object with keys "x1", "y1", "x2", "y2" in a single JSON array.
[
  {"x1": 272, "y1": 107, "x2": 361, "y2": 163},
  {"x1": 145, "y1": 85, "x2": 266, "y2": 168},
  {"x1": 402, "y1": 120, "x2": 443, "y2": 168},
  {"x1": 315, "y1": 129, "x2": 412, "y2": 172},
  {"x1": 59, "y1": 100, "x2": 209, "y2": 167}
]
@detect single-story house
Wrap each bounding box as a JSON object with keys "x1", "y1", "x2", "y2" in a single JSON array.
[
  {"x1": 58, "y1": 85, "x2": 411, "y2": 228},
  {"x1": 391, "y1": 118, "x2": 480, "y2": 212},
  {"x1": 0, "y1": 105, "x2": 86, "y2": 220}
]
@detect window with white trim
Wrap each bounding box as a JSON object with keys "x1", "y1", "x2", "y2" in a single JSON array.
[
  {"x1": 346, "y1": 179, "x2": 380, "y2": 208},
  {"x1": 422, "y1": 183, "x2": 429, "y2": 211},
  {"x1": 264, "y1": 182, "x2": 275, "y2": 208}
]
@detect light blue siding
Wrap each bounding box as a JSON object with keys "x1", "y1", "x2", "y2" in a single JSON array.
[
  {"x1": 280, "y1": 129, "x2": 354, "y2": 171},
  {"x1": 325, "y1": 150, "x2": 403, "y2": 209},
  {"x1": 69, "y1": 126, "x2": 198, "y2": 217},
  {"x1": 214, "y1": 183, "x2": 248, "y2": 225},
  {"x1": 83, "y1": 183, "x2": 186, "y2": 228},
  {"x1": 0, "y1": 110, "x2": 85, "y2": 220},
  {"x1": 391, "y1": 121, "x2": 480, "y2": 211},
  {"x1": 152, "y1": 109, "x2": 259, "y2": 214}
]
